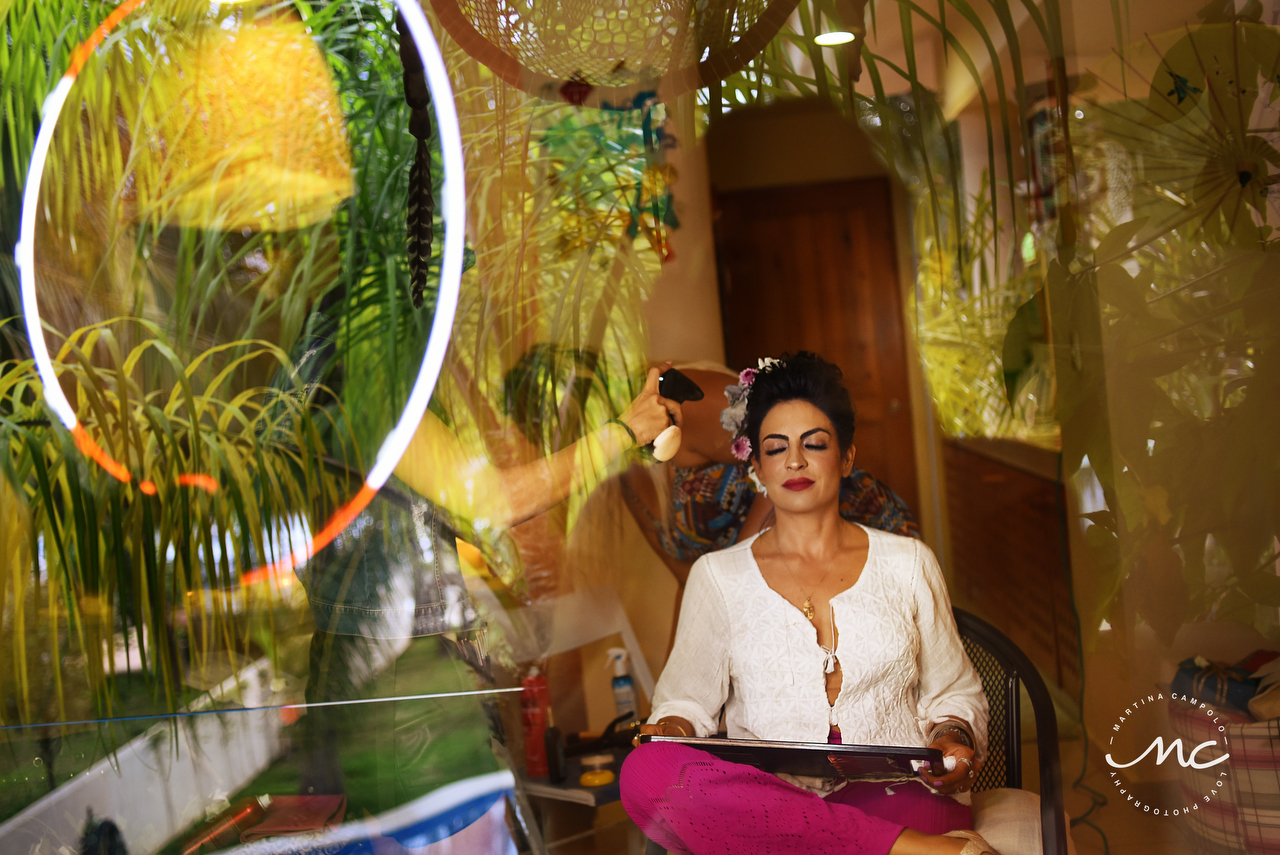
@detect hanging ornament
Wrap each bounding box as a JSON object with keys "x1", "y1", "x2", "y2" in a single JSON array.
[
  {"x1": 431, "y1": 0, "x2": 801, "y2": 106},
  {"x1": 398, "y1": 12, "x2": 437, "y2": 309}
]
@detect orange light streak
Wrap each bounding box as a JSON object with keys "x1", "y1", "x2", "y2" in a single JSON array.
[
  {"x1": 177, "y1": 473, "x2": 219, "y2": 493},
  {"x1": 239, "y1": 483, "x2": 378, "y2": 587},
  {"x1": 71, "y1": 424, "x2": 380, "y2": 588},
  {"x1": 67, "y1": 0, "x2": 148, "y2": 79},
  {"x1": 72, "y1": 425, "x2": 132, "y2": 483}
]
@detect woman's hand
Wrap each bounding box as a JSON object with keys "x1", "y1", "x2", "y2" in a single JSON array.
[
  {"x1": 919, "y1": 731, "x2": 982, "y2": 794},
  {"x1": 617, "y1": 363, "x2": 683, "y2": 447},
  {"x1": 632, "y1": 716, "x2": 694, "y2": 746}
]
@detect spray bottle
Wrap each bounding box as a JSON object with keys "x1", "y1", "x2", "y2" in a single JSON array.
[{"x1": 606, "y1": 648, "x2": 637, "y2": 721}]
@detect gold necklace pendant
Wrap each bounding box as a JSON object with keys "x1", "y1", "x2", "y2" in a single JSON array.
[{"x1": 774, "y1": 531, "x2": 827, "y2": 625}]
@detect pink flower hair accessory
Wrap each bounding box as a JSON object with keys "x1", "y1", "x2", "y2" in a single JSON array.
[{"x1": 722, "y1": 355, "x2": 784, "y2": 447}]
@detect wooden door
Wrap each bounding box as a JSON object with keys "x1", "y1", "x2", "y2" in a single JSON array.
[{"x1": 713, "y1": 177, "x2": 919, "y2": 513}]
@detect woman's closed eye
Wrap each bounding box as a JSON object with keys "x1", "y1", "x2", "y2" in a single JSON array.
[{"x1": 764, "y1": 441, "x2": 827, "y2": 456}]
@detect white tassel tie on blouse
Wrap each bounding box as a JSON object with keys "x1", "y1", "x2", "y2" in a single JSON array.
[
  {"x1": 822, "y1": 646, "x2": 839, "y2": 728},
  {"x1": 821, "y1": 646, "x2": 838, "y2": 674}
]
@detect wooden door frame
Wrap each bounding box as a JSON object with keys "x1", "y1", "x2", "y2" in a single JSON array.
[{"x1": 886, "y1": 179, "x2": 947, "y2": 561}]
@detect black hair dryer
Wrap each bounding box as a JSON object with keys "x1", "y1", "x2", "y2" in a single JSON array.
[{"x1": 649, "y1": 368, "x2": 703, "y2": 462}]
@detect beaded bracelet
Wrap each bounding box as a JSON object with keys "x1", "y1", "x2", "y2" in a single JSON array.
[{"x1": 929, "y1": 722, "x2": 974, "y2": 750}]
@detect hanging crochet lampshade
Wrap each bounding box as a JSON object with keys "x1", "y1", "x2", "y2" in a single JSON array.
[{"x1": 431, "y1": 0, "x2": 800, "y2": 105}]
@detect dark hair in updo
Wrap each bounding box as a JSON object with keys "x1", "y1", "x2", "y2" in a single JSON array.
[{"x1": 744, "y1": 352, "x2": 856, "y2": 459}]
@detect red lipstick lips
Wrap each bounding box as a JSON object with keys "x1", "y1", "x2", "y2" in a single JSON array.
[{"x1": 782, "y1": 478, "x2": 814, "y2": 491}]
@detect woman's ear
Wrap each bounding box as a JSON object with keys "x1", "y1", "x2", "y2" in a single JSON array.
[{"x1": 841, "y1": 444, "x2": 856, "y2": 477}]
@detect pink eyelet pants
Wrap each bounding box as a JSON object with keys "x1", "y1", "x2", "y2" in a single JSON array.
[{"x1": 620, "y1": 737, "x2": 971, "y2": 855}]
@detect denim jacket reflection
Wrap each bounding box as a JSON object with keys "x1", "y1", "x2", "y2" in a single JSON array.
[{"x1": 298, "y1": 482, "x2": 480, "y2": 639}]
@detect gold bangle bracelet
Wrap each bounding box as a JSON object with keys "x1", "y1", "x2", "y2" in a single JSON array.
[{"x1": 656, "y1": 718, "x2": 690, "y2": 737}]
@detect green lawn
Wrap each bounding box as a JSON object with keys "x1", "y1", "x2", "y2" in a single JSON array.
[
  {"x1": 0, "y1": 675, "x2": 204, "y2": 825},
  {"x1": 159, "y1": 635, "x2": 499, "y2": 853}
]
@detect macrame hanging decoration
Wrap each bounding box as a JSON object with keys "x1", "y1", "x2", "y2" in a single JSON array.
[
  {"x1": 397, "y1": 12, "x2": 435, "y2": 309},
  {"x1": 430, "y1": 0, "x2": 802, "y2": 107}
]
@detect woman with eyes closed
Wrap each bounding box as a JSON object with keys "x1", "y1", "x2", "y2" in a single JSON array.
[{"x1": 619, "y1": 352, "x2": 997, "y2": 855}]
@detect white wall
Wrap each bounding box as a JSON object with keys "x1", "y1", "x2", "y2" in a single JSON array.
[{"x1": 644, "y1": 94, "x2": 727, "y2": 366}]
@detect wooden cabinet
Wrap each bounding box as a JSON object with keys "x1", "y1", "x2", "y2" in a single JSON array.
[{"x1": 943, "y1": 437, "x2": 1080, "y2": 698}]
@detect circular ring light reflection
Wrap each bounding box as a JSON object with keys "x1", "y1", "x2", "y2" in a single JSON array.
[{"x1": 15, "y1": 0, "x2": 465, "y2": 584}]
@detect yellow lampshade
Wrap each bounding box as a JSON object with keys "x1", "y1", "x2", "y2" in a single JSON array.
[{"x1": 135, "y1": 10, "x2": 353, "y2": 231}]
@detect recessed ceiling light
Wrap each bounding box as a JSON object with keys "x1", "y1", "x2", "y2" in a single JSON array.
[{"x1": 815, "y1": 31, "x2": 855, "y2": 46}]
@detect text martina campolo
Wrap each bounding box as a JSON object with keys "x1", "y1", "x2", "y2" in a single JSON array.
[{"x1": 1104, "y1": 692, "x2": 1232, "y2": 818}]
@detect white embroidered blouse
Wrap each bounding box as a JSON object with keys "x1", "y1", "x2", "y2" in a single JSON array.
[{"x1": 648, "y1": 525, "x2": 988, "y2": 792}]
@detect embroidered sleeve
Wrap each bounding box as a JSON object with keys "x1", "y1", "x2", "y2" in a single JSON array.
[
  {"x1": 648, "y1": 555, "x2": 731, "y2": 737},
  {"x1": 912, "y1": 541, "x2": 989, "y2": 757}
]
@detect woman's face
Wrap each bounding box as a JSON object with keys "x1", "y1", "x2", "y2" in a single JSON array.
[{"x1": 752, "y1": 399, "x2": 854, "y2": 512}]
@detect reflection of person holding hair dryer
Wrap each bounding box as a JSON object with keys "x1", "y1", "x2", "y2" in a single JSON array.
[
  {"x1": 394, "y1": 363, "x2": 682, "y2": 530},
  {"x1": 297, "y1": 365, "x2": 684, "y2": 797}
]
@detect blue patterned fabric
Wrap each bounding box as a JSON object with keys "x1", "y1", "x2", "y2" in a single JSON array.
[{"x1": 656, "y1": 463, "x2": 920, "y2": 563}]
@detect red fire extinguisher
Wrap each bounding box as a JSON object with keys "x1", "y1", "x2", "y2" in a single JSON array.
[{"x1": 521, "y1": 666, "x2": 552, "y2": 777}]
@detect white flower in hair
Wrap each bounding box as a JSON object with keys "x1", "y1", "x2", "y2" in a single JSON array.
[
  {"x1": 721, "y1": 395, "x2": 746, "y2": 434},
  {"x1": 721, "y1": 356, "x2": 784, "y2": 439}
]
